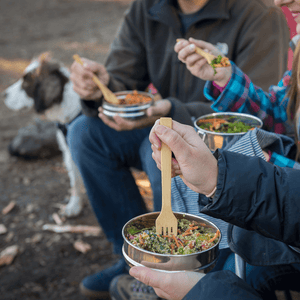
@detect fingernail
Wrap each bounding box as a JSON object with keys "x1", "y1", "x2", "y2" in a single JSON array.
[
  {"x1": 189, "y1": 44, "x2": 195, "y2": 50},
  {"x1": 155, "y1": 125, "x2": 166, "y2": 135}
]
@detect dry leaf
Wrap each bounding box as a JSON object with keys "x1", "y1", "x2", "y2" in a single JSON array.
[
  {"x1": 2, "y1": 201, "x2": 16, "y2": 215},
  {"x1": 42, "y1": 224, "x2": 101, "y2": 236},
  {"x1": 52, "y1": 213, "x2": 63, "y2": 225},
  {"x1": 0, "y1": 245, "x2": 18, "y2": 266},
  {"x1": 73, "y1": 240, "x2": 92, "y2": 254},
  {"x1": 0, "y1": 224, "x2": 7, "y2": 235}
]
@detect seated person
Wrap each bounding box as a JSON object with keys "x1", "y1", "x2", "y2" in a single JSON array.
[
  {"x1": 68, "y1": 0, "x2": 289, "y2": 297},
  {"x1": 125, "y1": 118, "x2": 300, "y2": 300}
]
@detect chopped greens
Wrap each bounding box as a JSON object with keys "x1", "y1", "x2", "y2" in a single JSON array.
[
  {"x1": 126, "y1": 218, "x2": 220, "y2": 255},
  {"x1": 210, "y1": 55, "x2": 223, "y2": 75},
  {"x1": 197, "y1": 120, "x2": 254, "y2": 133},
  {"x1": 210, "y1": 55, "x2": 231, "y2": 75}
]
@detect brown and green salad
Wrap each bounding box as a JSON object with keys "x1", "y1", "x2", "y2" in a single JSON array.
[{"x1": 126, "y1": 218, "x2": 220, "y2": 255}]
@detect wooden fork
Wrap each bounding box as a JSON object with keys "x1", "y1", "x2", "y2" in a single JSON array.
[
  {"x1": 176, "y1": 39, "x2": 215, "y2": 64},
  {"x1": 73, "y1": 54, "x2": 120, "y2": 105},
  {"x1": 155, "y1": 117, "x2": 178, "y2": 237},
  {"x1": 194, "y1": 46, "x2": 216, "y2": 65}
]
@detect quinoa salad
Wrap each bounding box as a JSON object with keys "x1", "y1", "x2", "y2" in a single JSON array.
[{"x1": 126, "y1": 218, "x2": 220, "y2": 255}]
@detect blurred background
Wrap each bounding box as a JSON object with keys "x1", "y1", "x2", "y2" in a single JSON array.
[{"x1": 0, "y1": 0, "x2": 298, "y2": 299}]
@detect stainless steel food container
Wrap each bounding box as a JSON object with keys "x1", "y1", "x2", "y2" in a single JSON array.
[
  {"x1": 194, "y1": 112, "x2": 263, "y2": 151},
  {"x1": 122, "y1": 212, "x2": 221, "y2": 273},
  {"x1": 102, "y1": 90, "x2": 154, "y2": 120}
]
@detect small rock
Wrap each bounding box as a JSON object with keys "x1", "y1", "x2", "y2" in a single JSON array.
[
  {"x1": 0, "y1": 245, "x2": 19, "y2": 266},
  {"x1": 0, "y1": 224, "x2": 7, "y2": 235}
]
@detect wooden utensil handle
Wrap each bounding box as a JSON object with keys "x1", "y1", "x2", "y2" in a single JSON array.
[
  {"x1": 73, "y1": 55, "x2": 104, "y2": 88},
  {"x1": 160, "y1": 117, "x2": 172, "y2": 211}
]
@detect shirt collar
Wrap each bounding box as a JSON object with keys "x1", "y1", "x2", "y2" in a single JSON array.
[{"x1": 148, "y1": 0, "x2": 230, "y2": 29}]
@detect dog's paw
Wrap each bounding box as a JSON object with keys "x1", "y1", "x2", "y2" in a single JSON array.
[{"x1": 61, "y1": 196, "x2": 83, "y2": 217}]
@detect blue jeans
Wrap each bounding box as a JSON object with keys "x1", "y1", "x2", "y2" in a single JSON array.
[
  {"x1": 67, "y1": 115, "x2": 162, "y2": 254},
  {"x1": 223, "y1": 253, "x2": 300, "y2": 299}
]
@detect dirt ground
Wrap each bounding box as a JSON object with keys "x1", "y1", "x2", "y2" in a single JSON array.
[
  {"x1": 1, "y1": 1, "x2": 300, "y2": 300},
  {"x1": 0, "y1": 1, "x2": 148, "y2": 299}
]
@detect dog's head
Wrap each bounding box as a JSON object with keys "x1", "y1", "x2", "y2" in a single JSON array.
[
  {"x1": 4, "y1": 52, "x2": 69, "y2": 114},
  {"x1": 23, "y1": 54, "x2": 69, "y2": 113}
]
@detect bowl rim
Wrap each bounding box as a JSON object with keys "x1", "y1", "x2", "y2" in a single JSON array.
[
  {"x1": 102, "y1": 102, "x2": 152, "y2": 112},
  {"x1": 194, "y1": 112, "x2": 263, "y2": 136},
  {"x1": 102, "y1": 90, "x2": 154, "y2": 108},
  {"x1": 102, "y1": 110, "x2": 146, "y2": 118},
  {"x1": 122, "y1": 211, "x2": 222, "y2": 257}
]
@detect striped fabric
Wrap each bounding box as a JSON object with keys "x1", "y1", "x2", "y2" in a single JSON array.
[{"x1": 171, "y1": 128, "x2": 300, "y2": 250}]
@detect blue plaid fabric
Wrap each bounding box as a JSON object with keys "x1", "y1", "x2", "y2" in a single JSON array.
[{"x1": 204, "y1": 62, "x2": 290, "y2": 133}]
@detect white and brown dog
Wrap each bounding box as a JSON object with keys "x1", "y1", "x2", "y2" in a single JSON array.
[{"x1": 4, "y1": 53, "x2": 85, "y2": 217}]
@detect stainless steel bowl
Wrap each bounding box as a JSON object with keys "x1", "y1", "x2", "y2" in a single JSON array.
[
  {"x1": 102, "y1": 90, "x2": 154, "y2": 120},
  {"x1": 194, "y1": 112, "x2": 263, "y2": 151},
  {"x1": 122, "y1": 212, "x2": 221, "y2": 273}
]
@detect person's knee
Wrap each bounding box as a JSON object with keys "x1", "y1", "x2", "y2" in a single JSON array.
[{"x1": 67, "y1": 115, "x2": 96, "y2": 162}]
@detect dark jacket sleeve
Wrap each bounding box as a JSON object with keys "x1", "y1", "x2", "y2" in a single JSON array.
[
  {"x1": 201, "y1": 150, "x2": 300, "y2": 248},
  {"x1": 183, "y1": 271, "x2": 262, "y2": 300}
]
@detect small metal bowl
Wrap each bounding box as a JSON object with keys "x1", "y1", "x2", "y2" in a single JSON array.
[
  {"x1": 102, "y1": 90, "x2": 154, "y2": 120},
  {"x1": 194, "y1": 112, "x2": 263, "y2": 151},
  {"x1": 122, "y1": 212, "x2": 221, "y2": 273}
]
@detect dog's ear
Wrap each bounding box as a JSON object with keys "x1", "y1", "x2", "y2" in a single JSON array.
[
  {"x1": 22, "y1": 72, "x2": 38, "y2": 98},
  {"x1": 36, "y1": 52, "x2": 51, "y2": 76}
]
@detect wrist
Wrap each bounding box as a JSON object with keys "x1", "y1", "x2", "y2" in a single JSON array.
[{"x1": 213, "y1": 69, "x2": 232, "y2": 87}]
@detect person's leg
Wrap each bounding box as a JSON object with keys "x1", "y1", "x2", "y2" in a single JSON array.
[{"x1": 67, "y1": 115, "x2": 149, "y2": 295}]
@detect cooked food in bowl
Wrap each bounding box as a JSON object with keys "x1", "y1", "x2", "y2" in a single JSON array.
[
  {"x1": 194, "y1": 112, "x2": 263, "y2": 151},
  {"x1": 122, "y1": 212, "x2": 221, "y2": 272},
  {"x1": 126, "y1": 217, "x2": 220, "y2": 255},
  {"x1": 119, "y1": 90, "x2": 152, "y2": 105},
  {"x1": 197, "y1": 118, "x2": 254, "y2": 133},
  {"x1": 102, "y1": 90, "x2": 154, "y2": 119}
]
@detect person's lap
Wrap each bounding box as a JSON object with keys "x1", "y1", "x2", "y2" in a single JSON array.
[{"x1": 67, "y1": 115, "x2": 161, "y2": 253}]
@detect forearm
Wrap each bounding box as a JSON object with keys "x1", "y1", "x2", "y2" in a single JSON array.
[
  {"x1": 201, "y1": 149, "x2": 300, "y2": 247},
  {"x1": 183, "y1": 271, "x2": 262, "y2": 300}
]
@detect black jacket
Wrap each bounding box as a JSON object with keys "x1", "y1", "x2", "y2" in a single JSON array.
[
  {"x1": 183, "y1": 150, "x2": 300, "y2": 299},
  {"x1": 81, "y1": 0, "x2": 289, "y2": 126}
]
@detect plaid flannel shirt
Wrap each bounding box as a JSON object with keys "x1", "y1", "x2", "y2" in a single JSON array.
[
  {"x1": 203, "y1": 62, "x2": 299, "y2": 169},
  {"x1": 204, "y1": 61, "x2": 291, "y2": 134}
]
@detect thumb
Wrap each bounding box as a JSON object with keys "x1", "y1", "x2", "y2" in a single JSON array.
[
  {"x1": 81, "y1": 58, "x2": 103, "y2": 73},
  {"x1": 129, "y1": 266, "x2": 162, "y2": 288},
  {"x1": 154, "y1": 122, "x2": 194, "y2": 159}
]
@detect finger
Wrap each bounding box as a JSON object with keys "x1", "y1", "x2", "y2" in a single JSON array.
[
  {"x1": 177, "y1": 43, "x2": 197, "y2": 63},
  {"x1": 98, "y1": 112, "x2": 122, "y2": 131},
  {"x1": 174, "y1": 39, "x2": 189, "y2": 53},
  {"x1": 188, "y1": 38, "x2": 217, "y2": 52},
  {"x1": 154, "y1": 121, "x2": 201, "y2": 162},
  {"x1": 149, "y1": 119, "x2": 161, "y2": 148},
  {"x1": 130, "y1": 267, "x2": 164, "y2": 289},
  {"x1": 185, "y1": 54, "x2": 204, "y2": 68},
  {"x1": 151, "y1": 144, "x2": 162, "y2": 164}
]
